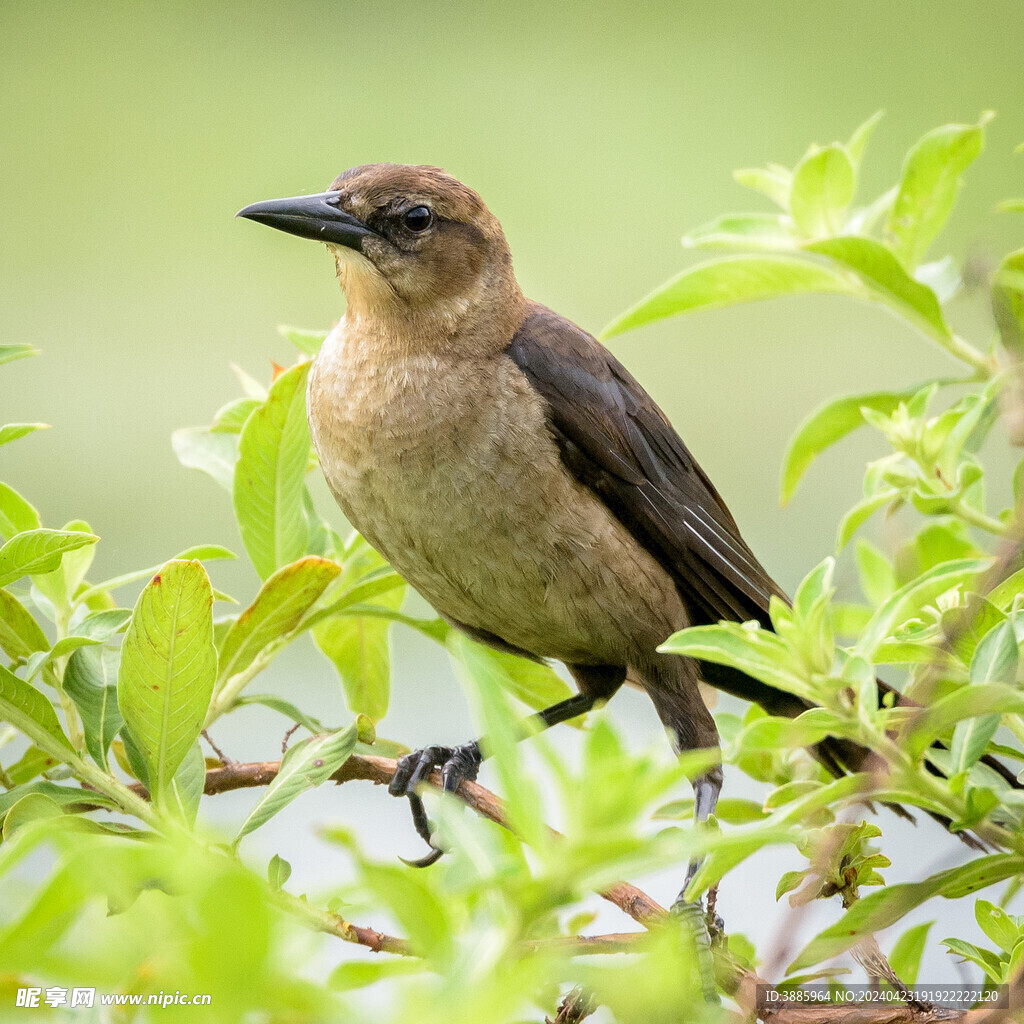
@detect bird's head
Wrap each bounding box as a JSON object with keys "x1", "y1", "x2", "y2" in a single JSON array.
[{"x1": 238, "y1": 164, "x2": 522, "y2": 341}]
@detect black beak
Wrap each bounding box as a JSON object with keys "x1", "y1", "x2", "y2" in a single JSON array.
[{"x1": 236, "y1": 190, "x2": 375, "y2": 251}]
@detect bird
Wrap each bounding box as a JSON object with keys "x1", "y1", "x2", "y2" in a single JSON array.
[{"x1": 238, "y1": 163, "x2": 1018, "y2": 905}]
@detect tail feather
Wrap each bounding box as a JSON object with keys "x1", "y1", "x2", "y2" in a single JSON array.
[{"x1": 699, "y1": 660, "x2": 1021, "y2": 846}]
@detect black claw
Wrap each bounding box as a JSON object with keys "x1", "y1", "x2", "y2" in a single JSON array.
[
  {"x1": 389, "y1": 741, "x2": 483, "y2": 867},
  {"x1": 399, "y1": 847, "x2": 445, "y2": 869}
]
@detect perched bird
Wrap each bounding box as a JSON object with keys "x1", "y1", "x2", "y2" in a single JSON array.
[{"x1": 238, "y1": 164, "x2": 1017, "y2": 902}]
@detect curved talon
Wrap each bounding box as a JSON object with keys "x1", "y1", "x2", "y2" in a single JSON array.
[
  {"x1": 400, "y1": 847, "x2": 445, "y2": 868},
  {"x1": 389, "y1": 742, "x2": 482, "y2": 867}
]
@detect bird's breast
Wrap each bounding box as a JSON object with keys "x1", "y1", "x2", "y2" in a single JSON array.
[{"x1": 306, "y1": 322, "x2": 684, "y2": 663}]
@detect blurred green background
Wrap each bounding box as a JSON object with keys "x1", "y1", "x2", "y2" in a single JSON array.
[
  {"x1": 3, "y1": 0, "x2": 1024, "y2": 986},
  {"x1": 2, "y1": 0, "x2": 1022, "y2": 594}
]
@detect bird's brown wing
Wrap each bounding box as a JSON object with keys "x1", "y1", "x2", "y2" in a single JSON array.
[
  {"x1": 506, "y1": 303, "x2": 1022, "y2": 812},
  {"x1": 507, "y1": 302, "x2": 785, "y2": 632}
]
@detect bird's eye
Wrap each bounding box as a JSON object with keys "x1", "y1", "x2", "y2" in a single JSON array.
[{"x1": 402, "y1": 206, "x2": 433, "y2": 232}]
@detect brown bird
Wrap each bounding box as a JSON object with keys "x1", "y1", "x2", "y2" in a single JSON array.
[{"x1": 238, "y1": 164, "x2": 1017, "y2": 903}]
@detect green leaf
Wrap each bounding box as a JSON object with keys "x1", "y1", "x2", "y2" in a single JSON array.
[
  {"x1": 733, "y1": 165, "x2": 791, "y2": 208},
  {"x1": 791, "y1": 853, "x2": 1024, "y2": 971},
  {"x1": 993, "y1": 248, "x2": 1024, "y2": 357},
  {"x1": 989, "y1": 567, "x2": 1024, "y2": 611},
  {"x1": 234, "y1": 723, "x2": 357, "y2": 842},
  {"x1": 0, "y1": 423, "x2": 48, "y2": 448},
  {"x1": 887, "y1": 115, "x2": 990, "y2": 268},
  {"x1": 790, "y1": 144, "x2": 855, "y2": 237},
  {"x1": 855, "y1": 540, "x2": 896, "y2": 606},
  {"x1": 0, "y1": 344, "x2": 39, "y2": 366},
  {"x1": 171, "y1": 427, "x2": 239, "y2": 492},
  {"x1": 175, "y1": 544, "x2": 237, "y2": 563},
  {"x1": 887, "y1": 921, "x2": 931, "y2": 987},
  {"x1": 781, "y1": 389, "x2": 914, "y2": 504},
  {"x1": 972, "y1": 620, "x2": 1019, "y2": 686},
  {"x1": 0, "y1": 482, "x2": 40, "y2": 539},
  {"x1": 314, "y1": 609, "x2": 400, "y2": 723},
  {"x1": 218, "y1": 556, "x2": 342, "y2": 685},
  {"x1": 855, "y1": 557, "x2": 991, "y2": 658},
  {"x1": 117, "y1": 560, "x2": 217, "y2": 803},
  {"x1": 911, "y1": 684, "x2": 1024, "y2": 759},
  {"x1": 682, "y1": 213, "x2": 795, "y2": 251},
  {"x1": 5, "y1": 746, "x2": 61, "y2": 786},
  {"x1": 328, "y1": 958, "x2": 424, "y2": 991},
  {"x1": 267, "y1": 853, "x2": 292, "y2": 889},
  {"x1": 34, "y1": 520, "x2": 96, "y2": 609},
  {"x1": 63, "y1": 647, "x2": 122, "y2": 771},
  {"x1": 0, "y1": 529, "x2": 99, "y2": 589},
  {"x1": 846, "y1": 111, "x2": 884, "y2": 169},
  {"x1": 803, "y1": 236, "x2": 952, "y2": 342},
  {"x1": 164, "y1": 741, "x2": 205, "y2": 827},
  {"x1": 661, "y1": 622, "x2": 814, "y2": 702},
  {"x1": 451, "y1": 640, "x2": 575, "y2": 720},
  {"x1": 0, "y1": 781, "x2": 114, "y2": 817},
  {"x1": 234, "y1": 694, "x2": 328, "y2": 734},
  {"x1": 233, "y1": 361, "x2": 312, "y2": 580},
  {"x1": 313, "y1": 542, "x2": 404, "y2": 722},
  {"x1": 976, "y1": 899, "x2": 1021, "y2": 953},
  {"x1": 211, "y1": 397, "x2": 260, "y2": 433},
  {"x1": 2, "y1": 792, "x2": 64, "y2": 840},
  {"x1": 600, "y1": 255, "x2": 866, "y2": 339},
  {"x1": 950, "y1": 714, "x2": 1000, "y2": 776},
  {"x1": 0, "y1": 664, "x2": 74, "y2": 758},
  {"x1": 0, "y1": 588, "x2": 49, "y2": 660},
  {"x1": 277, "y1": 325, "x2": 328, "y2": 355},
  {"x1": 837, "y1": 489, "x2": 899, "y2": 550},
  {"x1": 941, "y1": 937, "x2": 1005, "y2": 983}
]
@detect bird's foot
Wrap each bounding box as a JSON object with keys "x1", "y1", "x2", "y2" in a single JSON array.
[
  {"x1": 670, "y1": 895, "x2": 721, "y2": 1004},
  {"x1": 388, "y1": 741, "x2": 482, "y2": 867}
]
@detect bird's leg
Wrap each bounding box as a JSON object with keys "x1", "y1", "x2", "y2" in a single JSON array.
[
  {"x1": 670, "y1": 765, "x2": 723, "y2": 1005},
  {"x1": 672, "y1": 767, "x2": 724, "y2": 912},
  {"x1": 388, "y1": 692, "x2": 599, "y2": 865}
]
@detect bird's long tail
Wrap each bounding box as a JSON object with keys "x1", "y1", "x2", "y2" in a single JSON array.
[{"x1": 699, "y1": 661, "x2": 1022, "y2": 849}]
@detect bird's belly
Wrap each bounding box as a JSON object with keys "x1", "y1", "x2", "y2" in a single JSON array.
[{"x1": 308, "y1": 343, "x2": 684, "y2": 664}]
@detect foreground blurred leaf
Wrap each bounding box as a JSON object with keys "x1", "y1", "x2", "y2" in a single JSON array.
[
  {"x1": 0, "y1": 529, "x2": 99, "y2": 588},
  {"x1": 451, "y1": 640, "x2": 575, "y2": 719},
  {"x1": 117, "y1": 560, "x2": 217, "y2": 803},
  {"x1": 233, "y1": 361, "x2": 312, "y2": 579},
  {"x1": 235, "y1": 723, "x2": 357, "y2": 842},
  {"x1": 886, "y1": 115, "x2": 990, "y2": 268},
  {"x1": 218, "y1": 556, "x2": 342, "y2": 685}
]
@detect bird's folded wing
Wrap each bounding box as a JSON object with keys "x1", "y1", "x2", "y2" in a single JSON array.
[{"x1": 506, "y1": 302, "x2": 786, "y2": 628}]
